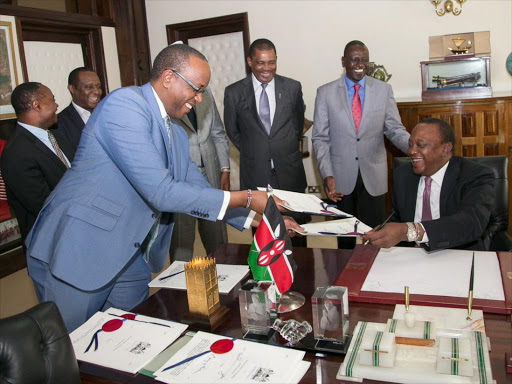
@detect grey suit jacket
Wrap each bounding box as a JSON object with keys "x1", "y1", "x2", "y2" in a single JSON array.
[
  {"x1": 224, "y1": 74, "x2": 306, "y2": 192},
  {"x1": 312, "y1": 75, "x2": 409, "y2": 196},
  {"x1": 171, "y1": 88, "x2": 229, "y2": 189}
]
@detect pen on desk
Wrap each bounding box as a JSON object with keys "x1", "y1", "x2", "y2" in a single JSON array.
[
  {"x1": 466, "y1": 252, "x2": 475, "y2": 320},
  {"x1": 158, "y1": 269, "x2": 185, "y2": 281}
]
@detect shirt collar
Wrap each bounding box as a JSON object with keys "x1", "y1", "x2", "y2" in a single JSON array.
[
  {"x1": 427, "y1": 160, "x2": 450, "y2": 187},
  {"x1": 151, "y1": 86, "x2": 168, "y2": 120},
  {"x1": 71, "y1": 101, "x2": 91, "y2": 120},
  {"x1": 251, "y1": 73, "x2": 275, "y2": 91},
  {"x1": 17, "y1": 122, "x2": 49, "y2": 142},
  {"x1": 344, "y1": 75, "x2": 366, "y2": 90}
]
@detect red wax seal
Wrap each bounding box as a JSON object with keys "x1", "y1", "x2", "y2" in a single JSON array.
[
  {"x1": 121, "y1": 313, "x2": 136, "y2": 320},
  {"x1": 210, "y1": 339, "x2": 234, "y2": 354},
  {"x1": 102, "y1": 319, "x2": 123, "y2": 332}
]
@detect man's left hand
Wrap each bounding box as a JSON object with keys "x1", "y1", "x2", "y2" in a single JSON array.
[
  {"x1": 283, "y1": 216, "x2": 304, "y2": 238},
  {"x1": 362, "y1": 223, "x2": 408, "y2": 248},
  {"x1": 219, "y1": 172, "x2": 230, "y2": 191}
]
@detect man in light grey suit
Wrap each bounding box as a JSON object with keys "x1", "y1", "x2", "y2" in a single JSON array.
[
  {"x1": 170, "y1": 87, "x2": 229, "y2": 261},
  {"x1": 24, "y1": 44, "x2": 284, "y2": 331},
  {"x1": 312, "y1": 40, "x2": 410, "y2": 249}
]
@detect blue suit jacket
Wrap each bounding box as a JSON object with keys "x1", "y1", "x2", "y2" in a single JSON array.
[{"x1": 25, "y1": 83, "x2": 248, "y2": 291}]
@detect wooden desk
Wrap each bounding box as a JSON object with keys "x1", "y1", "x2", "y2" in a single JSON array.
[{"x1": 80, "y1": 244, "x2": 512, "y2": 384}]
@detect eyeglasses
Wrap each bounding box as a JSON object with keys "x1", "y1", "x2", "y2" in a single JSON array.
[{"x1": 172, "y1": 70, "x2": 206, "y2": 94}]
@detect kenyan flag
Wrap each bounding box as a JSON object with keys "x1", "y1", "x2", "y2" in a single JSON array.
[{"x1": 248, "y1": 197, "x2": 297, "y2": 295}]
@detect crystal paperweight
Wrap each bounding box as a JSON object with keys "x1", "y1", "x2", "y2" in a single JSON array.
[
  {"x1": 271, "y1": 318, "x2": 312, "y2": 345},
  {"x1": 239, "y1": 280, "x2": 275, "y2": 339},
  {"x1": 312, "y1": 286, "x2": 351, "y2": 353}
]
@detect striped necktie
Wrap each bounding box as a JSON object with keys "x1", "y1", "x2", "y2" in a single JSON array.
[{"x1": 351, "y1": 83, "x2": 362, "y2": 132}]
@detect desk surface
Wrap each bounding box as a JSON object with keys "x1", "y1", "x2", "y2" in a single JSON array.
[{"x1": 80, "y1": 244, "x2": 512, "y2": 384}]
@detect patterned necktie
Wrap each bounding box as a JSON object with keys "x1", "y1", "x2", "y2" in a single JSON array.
[
  {"x1": 164, "y1": 116, "x2": 172, "y2": 144},
  {"x1": 351, "y1": 83, "x2": 362, "y2": 132},
  {"x1": 259, "y1": 83, "x2": 271, "y2": 135},
  {"x1": 422, "y1": 176, "x2": 433, "y2": 221},
  {"x1": 47, "y1": 130, "x2": 69, "y2": 168}
]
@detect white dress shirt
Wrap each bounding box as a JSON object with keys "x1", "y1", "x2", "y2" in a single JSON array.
[
  {"x1": 414, "y1": 160, "x2": 449, "y2": 243},
  {"x1": 18, "y1": 122, "x2": 71, "y2": 167},
  {"x1": 252, "y1": 74, "x2": 276, "y2": 125},
  {"x1": 71, "y1": 101, "x2": 91, "y2": 124}
]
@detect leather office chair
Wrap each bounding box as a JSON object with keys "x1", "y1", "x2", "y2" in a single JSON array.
[
  {"x1": 393, "y1": 156, "x2": 512, "y2": 252},
  {"x1": 0, "y1": 301, "x2": 81, "y2": 384}
]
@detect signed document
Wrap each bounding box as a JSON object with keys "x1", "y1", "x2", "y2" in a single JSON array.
[
  {"x1": 154, "y1": 331, "x2": 310, "y2": 384},
  {"x1": 258, "y1": 187, "x2": 351, "y2": 218},
  {"x1": 149, "y1": 261, "x2": 249, "y2": 294},
  {"x1": 71, "y1": 310, "x2": 188, "y2": 374},
  {"x1": 292, "y1": 217, "x2": 372, "y2": 237}
]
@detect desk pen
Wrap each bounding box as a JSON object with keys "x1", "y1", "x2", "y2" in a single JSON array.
[{"x1": 364, "y1": 210, "x2": 395, "y2": 245}]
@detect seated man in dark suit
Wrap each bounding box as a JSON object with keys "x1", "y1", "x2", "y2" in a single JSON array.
[
  {"x1": 1, "y1": 82, "x2": 73, "y2": 243},
  {"x1": 54, "y1": 67, "x2": 102, "y2": 156},
  {"x1": 363, "y1": 118, "x2": 494, "y2": 251}
]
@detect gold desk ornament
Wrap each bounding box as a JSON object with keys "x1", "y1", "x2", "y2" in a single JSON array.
[
  {"x1": 431, "y1": 0, "x2": 467, "y2": 16},
  {"x1": 404, "y1": 286, "x2": 410, "y2": 312},
  {"x1": 184, "y1": 256, "x2": 230, "y2": 330}
]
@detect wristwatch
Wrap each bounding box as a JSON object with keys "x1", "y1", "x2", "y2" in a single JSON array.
[{"x1": 406, "y1": 222, "x2": 418, "y2": 242}]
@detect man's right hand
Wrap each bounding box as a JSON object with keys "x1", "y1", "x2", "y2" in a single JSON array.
[{"x1": 323, "y1": 176, "x2": 343, "y2": 202}]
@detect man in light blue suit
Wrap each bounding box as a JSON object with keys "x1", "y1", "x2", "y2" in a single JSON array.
[{"x1": 25, "y1": 44, "x2": 282, "y2": 331}]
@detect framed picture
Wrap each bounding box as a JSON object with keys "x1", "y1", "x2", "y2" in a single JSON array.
[
  {"x1": 0, "y1": 15, "x2": 24, "y2": 120},
  {"x1": 0, "y1": 138, "x2": 21, "y2": 253}
]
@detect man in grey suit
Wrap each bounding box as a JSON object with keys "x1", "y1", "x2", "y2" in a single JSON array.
[
  {"x1": 224, "y1": 38, "x2": 307, "y2": 247},
  {"x1": 312, "y1": 40, "x2": 410, "y2": 249},
  {"x1": 170, "y1": 87, "x2": 229, "y2": 261}
]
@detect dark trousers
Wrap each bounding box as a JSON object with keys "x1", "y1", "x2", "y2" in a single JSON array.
[{"x1": 336, "y1": 171, "x2": 386, "y2": 249}]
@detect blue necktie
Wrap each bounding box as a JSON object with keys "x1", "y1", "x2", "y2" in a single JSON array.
[{"x1": 259, "y1": 83, "x2": 271, "y2": 135}]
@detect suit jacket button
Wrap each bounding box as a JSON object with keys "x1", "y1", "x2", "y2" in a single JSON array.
[
  {"x1": 355, "y1": 157, "x2": 358, "y2": 160},
  {"x1": 205, "y1": 214, "x2": 209, "y2": 218},
  {"x1": 134, "y1": 242, "x2": 140, "y2": 248},
  {"x1": 152, "y1": 213, "x2": 157, "y2": 218},
  {"x1": 357, "y1": 138, "x2": 360, "y2": 142}
]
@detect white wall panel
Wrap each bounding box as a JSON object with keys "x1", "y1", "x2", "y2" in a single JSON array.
[
  {"x1": 23, "y1": 41, "x2": 83, "y2": 112},
  {"x1": 102, "y1": 26, "x2": 122, "y2": 92}
]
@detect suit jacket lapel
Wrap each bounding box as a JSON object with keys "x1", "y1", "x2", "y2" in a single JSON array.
[
  {"x1": 141, "y1": 83, "x2": 173, "y2": 169},
  {"x1": 270, "y1": 76, "x2": 283, "y2": 136},
  {"x1": 338, "y1": 77, "x2": 356, "y2": 135},
  {"x1": 18, "y1": 125, "x2": 67, "y2": 172},
  {"x1": 180, "y1": 113, "x2": 195, "y2": 132},
  {"x1": 359, "y1": 76, "x2": 372, "y2": 133},
  {"x1": 405, "y1": 169, "x2": 420, "y2": 222},
  {"x1": 68, "y1": 103, "x2": 85, "y2": 129},
  {"x1": 439, "y1": 158, "x2": 458, "y2": 216},
  {"x1": 244, "y1": 76, "x2": 268, "y2": 135}
]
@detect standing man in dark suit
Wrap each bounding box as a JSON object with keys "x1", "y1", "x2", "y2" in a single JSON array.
[
  {"x1": 1, "y1": 82, "x2": 73, "y2": 243},
  {"x1": 313, "y1": 40, "x2": 410, "y2": 249},
  {"x1": 224, "y1": 38, "x2": 307, "y2": 246},
  {"x1": 170, "y1": 87, "x2": 229, "y2": 261},
  {"x1": 363, "y1": 118, "x2": 494, "y2": 251},
  {"x1": 54, "y1": 67, "x2": 102, "y2": 156}
]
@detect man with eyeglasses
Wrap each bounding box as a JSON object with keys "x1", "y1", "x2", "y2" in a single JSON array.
[
  {"x1": 312, "y1": 40, "x2": 410, "y2": 250},
  {"x1": 53, "y1": 67, "x2": 102, "y2": 157},
  {"x1": 24, "y1": 44, "x2": 297, "y2": 331}
]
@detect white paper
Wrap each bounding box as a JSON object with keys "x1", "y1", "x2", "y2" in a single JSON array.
[
  {"x1": 361, "y1": 247, "x2": 504, "y2": 301},
  {"x1": 258, "y1": 187, "x2": 351, "y2": 217},
  {"x1": 71, "y1": 311, "x2": 187, "y2": 374},
  {"x1": 292, "y1": 217, "x2": 372, "y2": 237},
  {"x1": 155, "y1": 331, "x2": 307, "y2": 384},
  {"x1": 149, "y1": 261, "x2": 249, "y2": 294}
]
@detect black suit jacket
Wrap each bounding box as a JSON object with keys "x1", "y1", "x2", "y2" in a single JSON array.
[
  {"x1": 392, "y1": 156, "x2": 495, "y2": 251},
  {"x1": 53, "y1": 103, "x2": 85, "y2": 157},
  {"x1": 0, "y1": 124, "x2": 73, "y2": 242},
  {"x1": 224, "y1": 74, "x2": 307, "y2": 192}
]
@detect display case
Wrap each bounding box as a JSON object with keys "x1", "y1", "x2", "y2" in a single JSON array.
[{"x1": 421, "y1": 56, "x2": 491, "y2": 101}]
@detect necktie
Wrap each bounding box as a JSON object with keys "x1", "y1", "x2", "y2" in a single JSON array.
[
  {"x1": 422, "y1": 176, "x2": 433, "y2": 221},
  {"x1": 47, "y1": 130, "x2": 69, "y2": 168},
  {"x1": 164, "y1": 116, "x2": 172, "y2": 144},
  {"x1": 259, "y1": 83, "x2": 271, "y2": 135},
  {"x1": 351, "y1": 83, "x2": 362, "y2": 132}
]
